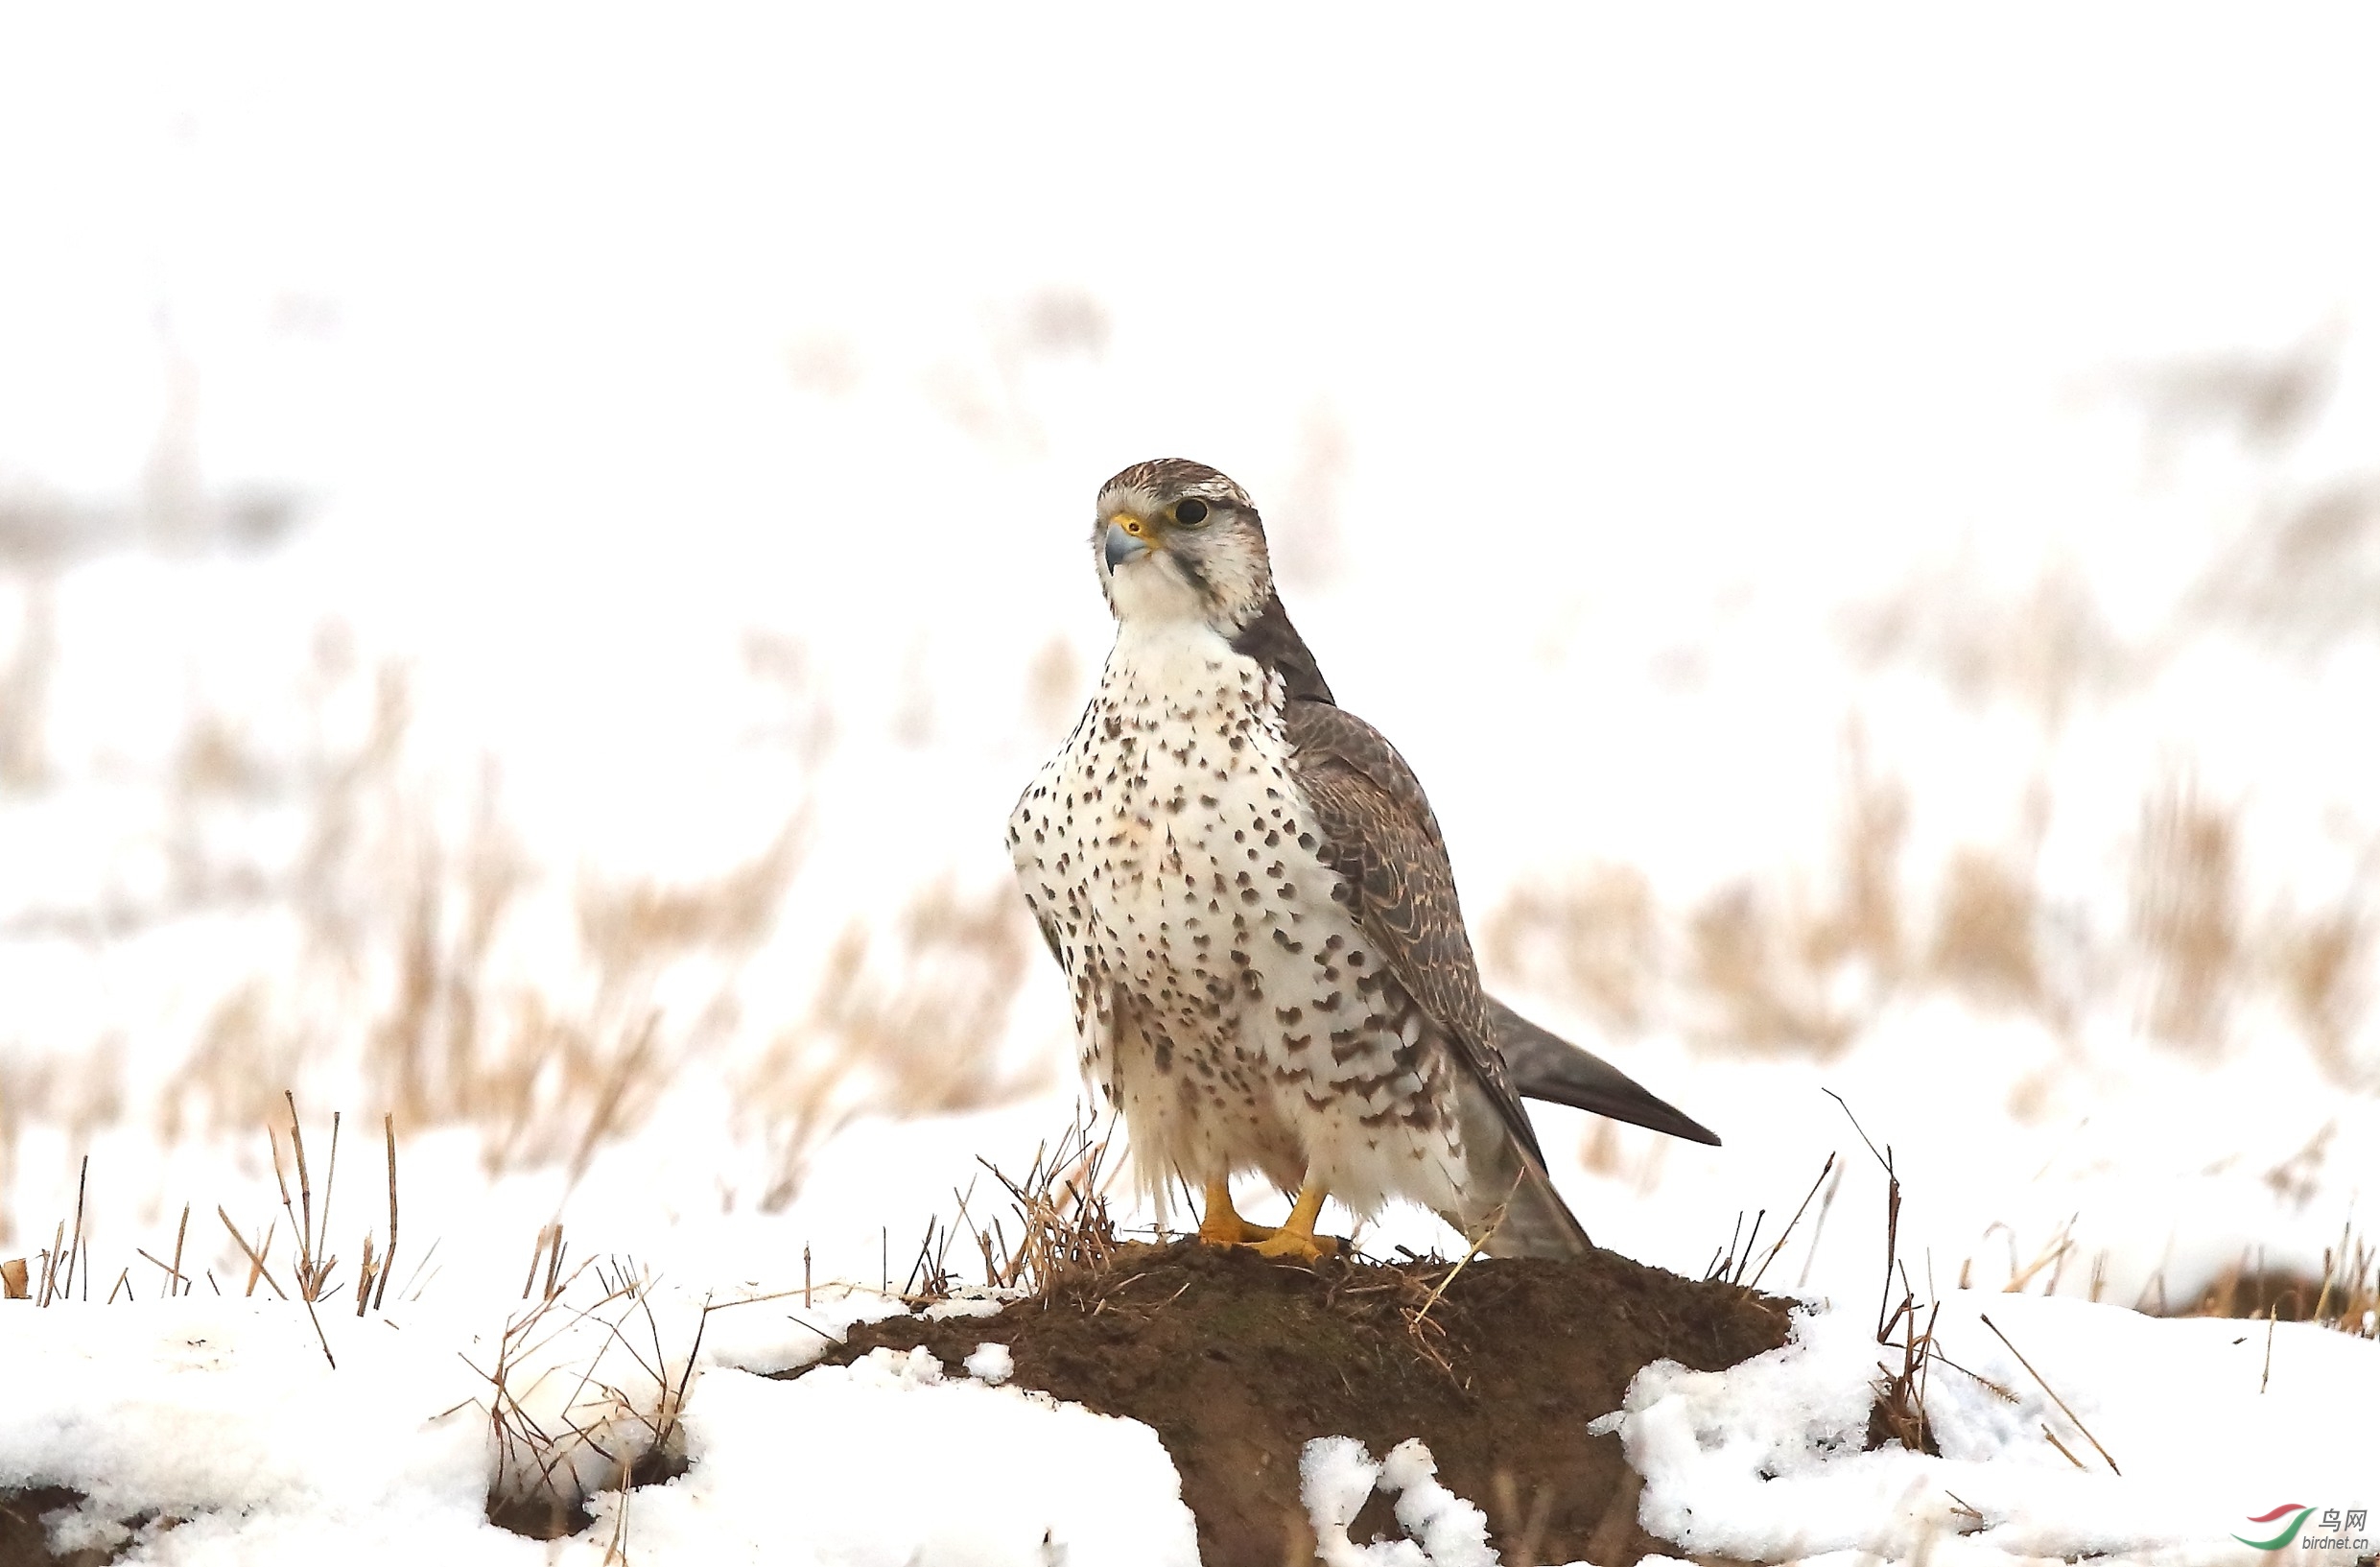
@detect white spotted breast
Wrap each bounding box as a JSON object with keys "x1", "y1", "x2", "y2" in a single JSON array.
[{"x1": 1007, "y1": 620, "x2": 1305, "y2": 1030}]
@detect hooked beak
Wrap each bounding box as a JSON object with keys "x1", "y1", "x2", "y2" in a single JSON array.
[{"x1": 1103, "y1": 517, "x2": 1150, "y2": 572}]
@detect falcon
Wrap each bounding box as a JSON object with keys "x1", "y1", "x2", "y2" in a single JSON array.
[{"x1": 1008, "y1": 459, "x2": 1716, "y2": 1261}]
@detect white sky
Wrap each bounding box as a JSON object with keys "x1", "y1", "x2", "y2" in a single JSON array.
[{"x1": 2, "y1": 5, "x2": 2377, "y2": 876}]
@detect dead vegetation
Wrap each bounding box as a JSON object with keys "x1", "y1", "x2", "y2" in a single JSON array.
[
  {"x1": 2175, "y1": 1216, "x2": 2378, "y2": 1339},
  {"x1": 1528, "y1": 331, "x2": 2367, "y2": 1081},
  {"x1": 471, "y1": 1255, "x2": 702, "y2": 1542},
  {"x1": 0, "y1": 625, "x2": 1048, "y2": 1240},
  {"x1": 740, "y1": 878, "x2": 1049, "y2": 1212},
  {"x1": 0, "y1": 1095, "x2": 700, "y2": 1560},
  {"x1": 3, "y1": 1092, "x2": 421, "y2": 1320},
  {"x1": 1487, "y1": 732, "x2": 2376, "y2": 1087}
]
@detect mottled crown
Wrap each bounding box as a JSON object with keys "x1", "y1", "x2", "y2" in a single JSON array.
[{"x1": 1095, "y1": 458, "x2": 1262, "y2": 528}]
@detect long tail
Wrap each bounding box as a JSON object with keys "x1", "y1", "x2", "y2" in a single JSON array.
[
  {"x1": 1489, "y1": 995, "x2": 1720, "y2": 1147},
  {"x1": 1446, "y1": 1072, "x2": 1594, "y2": 1259},
  {"x1": 1475, "y1": 1157, "x2": 1597, "y2": 1260}
]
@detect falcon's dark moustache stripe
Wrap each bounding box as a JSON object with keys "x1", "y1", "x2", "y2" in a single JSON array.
[{"x1": 1168, "y1": 547, "x2": 1214, "y2": 610}]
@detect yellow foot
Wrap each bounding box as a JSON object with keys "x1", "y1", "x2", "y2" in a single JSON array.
[
  {"x1": 1195, "y1": 1212, "x2": 1278, "y2": 1247},
  {"x1": 1242, "y1": 1178, "x2": 1336, "y2": 1263},
  {"x1": 1194, "y1": 1179, "x2": 1278, "y2": 1247},
  {"x1": 1246, "y1": 1229, "x2": 1340, "y2": 1263}
]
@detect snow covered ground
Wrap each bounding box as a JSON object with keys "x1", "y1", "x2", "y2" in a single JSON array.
[
  {"x1": 4, "y1": 5, "x2": 2379, "y2": 1562},
  {"x1": 3, "y1": 1220, "x2": 2372, "y2": 1564}
]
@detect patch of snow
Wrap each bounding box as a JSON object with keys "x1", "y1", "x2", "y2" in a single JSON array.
[
  {"x1": 0, "y1": 1293, "x2": 514, "y2": 1560},
  {"x1": 963, "y1": 1342, "x2": 1013, "y2": 1385},
  {"x1": 1605, "y1": 1291, "x2": 2380, "y2": 1566},
  {"x1": 0, "y1": 1301, "x2": 1196, "y2": 1564},
  {"x1": 1304, "y1": 1436, "x2": 1496, "y2": 1567},
  {"x1": 1304, "y1": 1436, "x2": 1406, "y2": 1566},
  {"x1": 1381, "y1": 1439, "x2": 1498, "y2": 1567},
  {"x1": 601, "y1": 1355, "x2": 1199, "y2": 1566}
]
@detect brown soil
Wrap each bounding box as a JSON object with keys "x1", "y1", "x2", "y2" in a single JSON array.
[
  {"x1": 0, "y1": 1489, "x2": 121, "y2": 1567},
  {"x1": 811, "y1": 1240, "x2": 1793, "y2": 1567}
]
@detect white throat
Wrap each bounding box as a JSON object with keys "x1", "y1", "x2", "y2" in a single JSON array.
[{"x1": 1105, "y1": 553, "x2": 1217, "y2": 629}]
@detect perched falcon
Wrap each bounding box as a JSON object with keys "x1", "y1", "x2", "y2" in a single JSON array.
[{"x1": 1008, "y1": 459, "x2": 1716, "y2": 1261}]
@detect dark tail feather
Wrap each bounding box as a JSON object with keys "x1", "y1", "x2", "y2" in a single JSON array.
[
  {"x1": 1473, "y1": 1158, "x2": 1596, "y2": 1259},
  {"x1": 1448, "y1": 1072, "x2": 1593, "y2": 1259},
  {"x1": 1488, "y1": 995, "x2": 1721, "y2": 1147}
]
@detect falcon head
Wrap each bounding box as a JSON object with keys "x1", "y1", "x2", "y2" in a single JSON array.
[{"x1": 1093, "y1": 459, "x2": 1273, "y2": 633}]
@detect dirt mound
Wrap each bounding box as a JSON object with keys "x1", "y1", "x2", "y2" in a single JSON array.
[{"x1": 813, "y1": 1240, "x2": 1793, "y2": 1566}]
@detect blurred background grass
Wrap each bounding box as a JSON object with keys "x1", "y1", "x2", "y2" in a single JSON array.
[{"x1": 1, "y1": 6, "x2": 2375, "y2": 1307}]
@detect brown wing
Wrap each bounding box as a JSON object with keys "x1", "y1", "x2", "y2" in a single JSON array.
[{"x1": 1282, "y1": 700, "x2": 1551, "y2": 1169}]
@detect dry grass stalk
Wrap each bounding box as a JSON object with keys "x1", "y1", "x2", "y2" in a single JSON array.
[
  {"x1": 474, "y1": 1260, "x2": 703, "y2": 1541},
  {"x1": 1748, "y1": 1152, "x2": 1837, "y2": 1292},
  {"x1": 271, "y1": 1097, "x2": 342, "y2": 1304},
  {"x1": 2131, "y1": 776, "x2": 2239, "y2": 1054},
  {"x1": 1797, "y1": 1156, "x2": 1846, "y2": 1291},
  {"x1": 354, "y1": 1232, "x2": 378, "y2": 1317},
  {"x1": 67, "y1": 1155, "x2": 88, "y2": 1303},
  {"x1": 1870, "y1": 1295, "x2": 1942, "y2": 1455},
  {"x1": 523, "y1": 1223, "x2": 568, "y2": 1303},
  {"x1": 1402, "y1": 1222, "x2": 1497, "y2": 1365},
  {"x1": 216, "y1": 1209, "x2": 287, "y2": 1300},
  {"x1": 2264, "y1": 899, "x2": 2372, "y2": 1088},
  {"x1": 1980, "y1": 1312, "x2": 2119, "y2": 1475},
  {"x1": 2003, "y1": 1216, "x2": 2079, "y2": 1294},
  {"x1": 1481, "y1": 866, "x2": 1658, "y2": 1035},
  {"x1": 394, "y1": 1237, "x2": 443, "y2": 1305},
  {"x1": 136, "y1": 1214, "x2": 197, "y2": 1297},
  {"x1": 35, "y1": 1220, "x2": 61, "y2": 1306},
  {"x1": 745, "y1": 879, "x2": 1047, "y2": 1211},
  {"x1": 1928, "y1": 849, "x2": 2045, "y2": 1014},
  {"x1": 1685, "y1": 884, "x2": 1854, "y2": 1057},
  {"x1": 1823, "y1": 1091, "x2": 1947, "y2": 1453},
  {"x1": 964, "y1": 1110, "x2": 1123, "y2": 1298},
  {"x1": 318, "y1": 1109, "x2": 342, "y2": 1267},
  {"x1": 1825, "y1": 1089, "x2": 1905, "y2": 1342},
  {"x1": 169, "y1": 1201, "x2": 190, "y2": 1296},
  {"x1": 576, "y1": 818, "x2": 806, "y2": 983},
  {"x1": 1821, "y1": 736, "x2": 1911, "y2": 984},
  {"x1": 1702, "y1": 1201, "x2": 1784, "y2": 1290},
  {"x1": 2311, "y1": 1219, "x2": 2378, "y2": 1339},
  {"x1": 375, "y1": 1113, "x2": 399, "y2": 1312},
  {"x1": 2039, "y1": 1424, "x2": 2088, "y2": 1471},
  {"x1": 30, "y1": 1156, "x2": 94, "y2": 1305}
]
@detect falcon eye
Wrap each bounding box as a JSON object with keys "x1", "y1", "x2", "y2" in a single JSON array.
[{"x1": 1174, "y1": 498, "x2": 1211, "y2": 526}]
